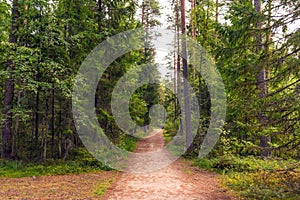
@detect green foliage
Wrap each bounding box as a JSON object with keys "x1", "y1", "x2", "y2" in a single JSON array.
[
  {"x1": 225, "y1": 170, "x2": 300, "y2": 200},
  {"x1": 163, "y1": 116, "x2": 179, "y2": 143},
  {"x1": 117, "y1": 134, "x2": 138, "y2": 152},
  {"x1": 0, "y1": 159, "x2": 107, "y2": 178},
  {"x1": 0, "y1": 0, "x2": 145, "y2": 161},
  {"x1": 193, "y1": 156, "x2": 300, "y2": 199},
  {"x1": 71, "y1": 147, "x2": 111, "y2": 170},
  {"x1": 0, "y1": 0, "x2": 10, "y2": 41}
]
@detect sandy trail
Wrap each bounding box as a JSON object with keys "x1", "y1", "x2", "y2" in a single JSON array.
[{"x1": 104, "y1": 129, "x2": 234, "y2": 200}]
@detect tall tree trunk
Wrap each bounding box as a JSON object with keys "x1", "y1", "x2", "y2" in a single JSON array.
[
  {"x1": 180, "y1": 0, "x2": 193, "y2": 151},
  {"x1": 174, "y1": 25, "x2": 177, "y2": 95},
  {"x1": 173, "y1": 20, "x2": 177, "y2": 118},
  {"x1": 215, "y1": 0, "x2": 219, "y2": 40},
  {"x1": 142, "y1": 1, "x2": 145, "y2": 25},
  {"x1": 191, "y1": 0, "x2": 196, "y2": 79},
  {"x1": 95, "y1": 0, "x2": 101, "y2": 114},
  {"x1": 176, "y1": 0, "x2": 183, "y2": 135},
  {"x1": 42, "y1": 117, "x2": 47, "y2": 162},
  {"x1": 191, "y1": 0, "x2": 196, "y2": 39},
  {"x1": 12, "y1": 91, "x2": 21, "y2": 159},
  {"x1": 97, "y1": 0, "x2": 103, "y2": 33},
  {"x1": 254, "y1": 0, "x2": 271, "y2": 157},
  {"x1": 2, "y1": 0, "x2": 19, "y2": 160},
  {"x1": 35, "y1": 67, "x2": 40, "y2": 154},
  {"x1": 58, "y1": 99, "x2": 62, "y2": 158},
  {"x1": 51, "y1": 84, "x2": 55, "y2": 158}
]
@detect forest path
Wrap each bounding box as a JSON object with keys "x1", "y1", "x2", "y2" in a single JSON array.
[{"x1": 103, "y1": 129, "x2": 235, "y2": 200}]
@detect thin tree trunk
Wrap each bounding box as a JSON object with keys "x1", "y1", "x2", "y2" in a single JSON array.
[
  {"x1": 191, "y1": 0, "x2": 196, "y2": 79},
  {"x1": 176, "y1": 0, "x2": 183, "y2": 135},
  {"x1": 97, "y1": 0, "x2": 103, "y2": 33},
  {"x1": 42, "y1": 117, "x2": 47, "y2": 162},
  {"x1": 12, "y1": 91, "x2": 21, "y2": 159},
  {"x1": 35, "y1": 68, "x2": 40, "y2": 153},
  {"x1": 142, "y1": 1, "x2": 145, "y2": 25},
  {"x1": 2, "y1": 0, "x2": 19, "y2": 160},
  {"x1": 58, "y1": 99, "x2": 62, "y2": 158},
  {"x1": 254, "y1": 0, "x2": 271, "y2": 157},
  {"x1": 173, "y1": 0, "x2": 178, "y2": 118},
  {"x1": 191, "y1": 0, "x2": 196, "y2": 39},
  {"x1": 51, "y1": 84, "x2": 55, "y2": 158},
  {"x1": 174, "y1": 25, "x2": 177, "y2": 94},
  {"x1": 215, "y1": 0, "x2": 219, "y2": 40},
  {"x1": 180, "y1": 0, "x2": 193, "y2": 151}
]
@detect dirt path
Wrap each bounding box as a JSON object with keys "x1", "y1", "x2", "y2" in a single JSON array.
[
  {"x1": 0, "y1": 129, "x2": 236, "y2": 199},
  {"x1": 103, "y1": 129, "x2": 235, "y2": 200}
]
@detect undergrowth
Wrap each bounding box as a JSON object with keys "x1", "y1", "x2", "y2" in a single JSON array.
[
  {"x1": 0, "y1": 134, "x2": 138, "y2": 178},
  {"x1": 0, "y1": 159, "x2": 105, "y2": 178},
  {"x1": 93, "y1": 179, "x2": 115, "y2": 197},
  {"x1": 117, "y1": 134, "x2": 138, "y2": 152},
  {"x1": 0, "y1": 147, "x2": 110, "y2": 178},
  {"x1": 193, "y1": 155, "x2": 300, "y2": 199}
]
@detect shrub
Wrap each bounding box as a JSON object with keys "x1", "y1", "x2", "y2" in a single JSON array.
[{"x1": 193, "y1": 156, "x2": 300, "y2": 199}]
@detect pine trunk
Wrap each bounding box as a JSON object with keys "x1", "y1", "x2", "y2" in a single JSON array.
[
  {"x1": 2, "y1": 0, "x2": 19, "y2": 160},
  {"x1": 254, "y1": 0, "x2": 271, "y2": 157},
  {"x1": 180, "y1": 0, "x2": 193, "y2": 151}
]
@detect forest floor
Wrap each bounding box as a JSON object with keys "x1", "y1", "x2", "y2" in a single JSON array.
[
  {"x1": 0, "y1": 129, "x2": 237, "y2": 199},
  {"x1": 0, "y1": 171, "x2": 119, "y2": 199}
]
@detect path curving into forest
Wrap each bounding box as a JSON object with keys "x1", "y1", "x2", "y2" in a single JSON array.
[{"x1": 103, "y1": 129, "x2": 235, "y2": 200}]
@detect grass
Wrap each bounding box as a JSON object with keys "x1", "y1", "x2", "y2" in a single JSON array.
[
  {"x1": 0, "y1": 160, "x2": 106, "y2": 178},
  {"x1": 193, "y1": 155, "x2": 300, "y2": 200},
  {"x1": 0, "y1": 147, "x2": 114, "y2": 178},
  {"x1": 0, "y1": 134, "x2": 139, "y2": 179},
  {"x1": 183, "y1": 168, "x2": 193, "y2": 175},
  {"x1": 93, "y1": 178, "x2": 115, "y2": 197}
]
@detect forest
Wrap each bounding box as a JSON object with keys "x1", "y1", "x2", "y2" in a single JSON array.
[{"x1": 0, "y1": 0, "x2": 299, "y2": 199}]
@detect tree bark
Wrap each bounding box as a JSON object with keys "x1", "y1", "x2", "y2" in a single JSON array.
[
  {"x1": 97, "y1": 0, "x2": 103, "y2": 33},
  {"x1": 180, "y1": 0, "x2": 193, "y2": 151},
  {"x1": 2, "y1": 0, "x2": 19, "y2": 160},
  {"x1": 215, "y1": 0, "x2": 219, "y2": 39},
  {"x1": 176, "y1": 0, "x2": 183, "y2": 135},
  {"x1": 35, "y1": 67, "x2": 40, "y2": 153},
  {"x1": 254, "y1": 0, "x2": 271, "y2": 157},
  {"x1": 51, "y1": 84, "x2": 55, "y2": 158}
]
